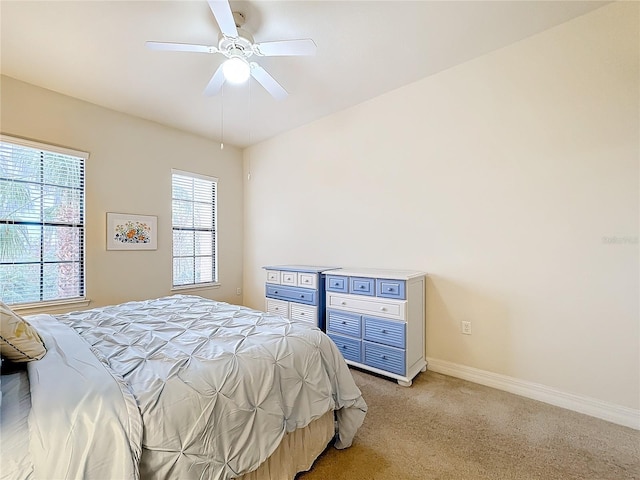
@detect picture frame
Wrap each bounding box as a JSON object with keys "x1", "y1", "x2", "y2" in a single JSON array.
[{"x1": 106, "y1": 213, "x2": 157, "y2": 250}]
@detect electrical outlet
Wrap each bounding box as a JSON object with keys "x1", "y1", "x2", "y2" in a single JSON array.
[
  {"x1": 236, "y1": 287, "x2": 242, "y2": 295},
  {"x1": 461, "y1": 321, "x2": 472, "y2": 335}
]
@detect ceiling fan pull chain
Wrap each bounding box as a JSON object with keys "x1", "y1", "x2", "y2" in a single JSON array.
[
  {"x1": 220, "y1": 83, "x2": 224, "y2": 150},
  {"x1": 248, "y1": 80, "x2": 252, "y2": 146}
]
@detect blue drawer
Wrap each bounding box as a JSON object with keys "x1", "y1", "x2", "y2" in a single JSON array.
[
  {"x1": 326, "y1": 275, "x2": 348, "y2": 293},
  {"x1": 328, "y1": 333, "x2": 362, "y2": 363},
  {"x1": 363, "y1": 316, "x2": 405, "y2": 349},
  {"x1": 363, "y1": 341, "x2": 405, "y2": 376},
  {"x1": 327, "y1": 309, "x2": 361, "y2": 337},
  {"x1": 376, "y1": 279, "x2": 406, "y2": 300},
  {"x1": 349, "y1": 277, "x2": 375, "y2": 296},
  {"x1": 265, "y1": 284, "x2": 317, "y2": 306}
]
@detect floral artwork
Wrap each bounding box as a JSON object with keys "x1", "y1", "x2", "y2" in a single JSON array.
[
  {"x1": 114, "y1": 220, "x2": 151, "y2": 244},
  {"x1": 107, "y1": 213, "x2": 157, "y2": 250}
]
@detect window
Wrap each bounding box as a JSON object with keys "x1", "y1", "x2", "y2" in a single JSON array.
[
  {"x1": 0, "y1": 135, "x2": 87, "y2": 305},
  {"x1": 171, "y1": 170, "x2": 217, "y2": 288}
]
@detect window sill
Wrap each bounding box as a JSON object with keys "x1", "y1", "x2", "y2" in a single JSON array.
[
  {"x1": 11, "y1": 298, "x2": 91, "y2": 315},
  {"x1": 171, "y1": 283, "x2": 221, "y2": 293}
]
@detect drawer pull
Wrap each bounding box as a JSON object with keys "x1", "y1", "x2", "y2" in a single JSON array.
[
  {"x1": 381, "y1": 355, "x2": 387, "y2": 360},
  {"x1": 334, "y1": 282, "x2": 340, "y2": 286},
  {"x1": 341, "y1": 321, "x2": 347, "y2": 325},
  {"x1": 341, "y1": 301, "x2": 347, "y2": 305},
  {"x1": 380, "y1": 307, "x2": 387, "y2": 312},
  {"x1": 300, "y1": 295, "x2": 305, "y2": 298},
  {"x1": 388, "y1": 288, "x2": 393, "y2": 291},
  {"x1": 300, "y1": 312, "x2": 305, "y2": 316},
  {"x1": 274, "y1": 290, "x2": 279, "y2": 294},
  {"x1": 341, "y1": 345, "x2": 348, "y2": 350},
  {"x1": 360, "y1": 285, "x2": 365, "y2": 289},
  {"x1": 381, "y1": 329, "x2": 387, "y2": 334}
]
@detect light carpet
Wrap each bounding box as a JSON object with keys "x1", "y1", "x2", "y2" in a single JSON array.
[{"x1": 299, "y1": 368, "x2": 639, "y2": 479}]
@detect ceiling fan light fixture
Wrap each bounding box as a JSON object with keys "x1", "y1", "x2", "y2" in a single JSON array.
[{"x1": 222, "y1": 57, "x2": 250, "y2": 84}]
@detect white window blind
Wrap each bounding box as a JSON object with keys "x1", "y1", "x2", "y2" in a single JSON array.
[
  {"x1": 0, "y1": 135, "x2": 87, "y2": 305},
  {"x1": 171, "y1": 170, "x2": 217, "y2": 287}
]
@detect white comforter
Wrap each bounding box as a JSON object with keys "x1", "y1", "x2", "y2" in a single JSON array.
[{"x1": 26, "y1": 295, "x2": 367, "y2": 480}]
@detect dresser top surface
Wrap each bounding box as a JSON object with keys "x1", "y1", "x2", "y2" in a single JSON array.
[
  {"x1": 263, "y1": 265, "x2": 341, "y2": 274},
  {"x1": 326, "y1": 268, "x2": 426, "y2": 280}
]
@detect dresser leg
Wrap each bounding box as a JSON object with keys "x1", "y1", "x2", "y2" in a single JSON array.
[{"x1": 397, "y1": 379, "x2": 412, "y2": 387}]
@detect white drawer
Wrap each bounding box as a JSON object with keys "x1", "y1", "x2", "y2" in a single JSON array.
[
  {"x1": 266, "y1": 298, "x2": 289, "y2": 318},
  {"x1": 281, "y1": 271, "x2": 298, "y2": 286},
  {"x1": 290, "y1": 303, "x2": 317, "y2": 325},
  {"x1": 266, "y1": 270, "x2": 281, "y2": 284},
  {"x1": 297, "y1": 273, "x2": 317, "y2": 289},
  {"x1": 327, "y1": 293, "x2": 406, "y2": 321}
]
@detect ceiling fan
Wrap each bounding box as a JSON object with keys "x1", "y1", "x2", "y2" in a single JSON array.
[{"x1": 146, "y1": 0, "x2": 316, "y2": 100}]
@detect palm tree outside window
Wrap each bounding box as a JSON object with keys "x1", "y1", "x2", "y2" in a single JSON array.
[{"x1": 0, "y1": 135, "x2": 87, "y2": 306}]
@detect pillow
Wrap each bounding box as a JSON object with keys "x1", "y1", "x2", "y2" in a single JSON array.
[{"x1": 0, "y1": 301, "x2": 47, "y2": 362}]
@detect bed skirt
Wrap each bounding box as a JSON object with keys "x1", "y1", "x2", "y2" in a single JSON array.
[{"x1": 237, "y1": 410, "x2": 335, "y2": 480}]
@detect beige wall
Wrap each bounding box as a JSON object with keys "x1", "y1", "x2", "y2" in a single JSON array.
[
  {"x1": 243, "y1": 2, "x2": 639, "y2": 410},
  {"x1": 1, "y1": 75, "x2": 244, "y2": 309}
]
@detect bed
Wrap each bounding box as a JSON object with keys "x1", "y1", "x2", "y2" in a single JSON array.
[{"x1": 0, "y1": 294, "x2": 367, "y2": 480}]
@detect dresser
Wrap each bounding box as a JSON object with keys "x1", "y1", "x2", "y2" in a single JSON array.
[
  {"x1": 264, "y1": 265, "x2": 339, "y2": 330},
  {"x1": 325, "y1": 268, "x2": 426, "y2": 387}
]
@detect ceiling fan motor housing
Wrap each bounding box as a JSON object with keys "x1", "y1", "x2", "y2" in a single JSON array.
[{"x1": 219, "y1": 28, "x2": 254, "y2": 59}]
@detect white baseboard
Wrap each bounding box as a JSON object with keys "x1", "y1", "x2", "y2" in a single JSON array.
[{"x1": 426, "y1": 357, "x2": 640, "y2": 430}]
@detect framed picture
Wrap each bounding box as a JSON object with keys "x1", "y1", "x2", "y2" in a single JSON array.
[{"x1": 106, "y1": 213, "x2": 157, "y2": 250}]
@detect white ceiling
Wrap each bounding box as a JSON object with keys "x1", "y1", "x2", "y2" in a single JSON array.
[{"x1": 1, "y1": 1, "x2": 608, "y2": 149}]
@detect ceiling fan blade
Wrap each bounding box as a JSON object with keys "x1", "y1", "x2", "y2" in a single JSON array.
[
  {"x1": 253, "y1": 39, "x2": 317, "y2": 56},
  {"x1": 146, "y1": 41, "x2": 218, "y2": 54},
  {"x1": 207, "y1": 0, "x2": 238, "y2": 38},
  {"x1": 250, "y1": 63, "x2": 288, "y2": 100},
  {"x1": 203, "y1": 64, "x2": 226, "y2": 96}
]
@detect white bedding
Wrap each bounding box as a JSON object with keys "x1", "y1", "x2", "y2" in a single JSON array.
[
  {"x1": 0, "y1": 370, "x2": 33, "y2": 480},
  {"x1": 20, "y1": 295, "x2": 367, "y2": 480}
]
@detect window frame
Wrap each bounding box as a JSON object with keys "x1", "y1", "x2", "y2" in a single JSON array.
[
  {"x1": 171, "y1": 169, "x2": 219, "y2": 290},
  {"x1": 0, "y1": 134, "x2": 88, "y2": 308}
]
